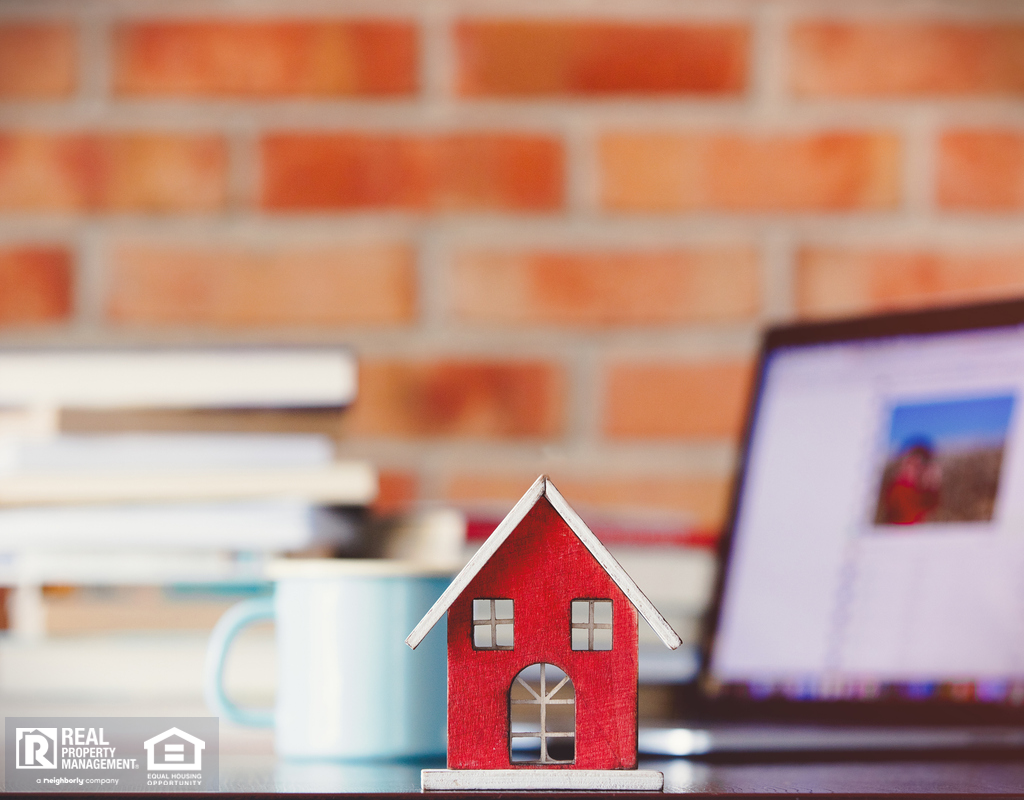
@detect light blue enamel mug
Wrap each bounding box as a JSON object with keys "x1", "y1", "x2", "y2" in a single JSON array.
[{"x1": 204, "y1": 559, "x2": 450, "y2": 760}]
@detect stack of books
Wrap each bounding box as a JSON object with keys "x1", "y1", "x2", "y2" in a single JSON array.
[
  {"x1": 0, "y1": 347, "x2": 377, "y2": 634},
  {"x1": 0, "y1": 432, "x2": 375, "y2": 555}
]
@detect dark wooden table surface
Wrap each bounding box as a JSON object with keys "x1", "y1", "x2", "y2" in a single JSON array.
[{"x1": 212, "y1": 754, "x2": 1024, "y2": 795}]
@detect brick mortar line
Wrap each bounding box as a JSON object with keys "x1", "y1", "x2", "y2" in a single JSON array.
[
  {"x1": 582, "y1": 345, "x2": 616, "y2": 450},
  {"x1": 397, "y1": 217, "x2": 780, "y2": 245},
  {"x1": 9, "y1": 0, "x2": 1024, "y2": 21},
  {"x1": 437, "y1": 451, "x2": 692, "y2": 505},
  {"x1": 2, "y1": 321, "x2": 761, "y2": 360},
  {"x1": 337, "y1": 441, "x2": 739, "y2": 477},
  {"x1": 0, "y1": 2, "x2": 432, "y2": 21},
  {"x1": 6, "y1": 101, "x2": 1024, "y2": 134},
  {"x1": 196, "y1": 322, "x2": 759, "y2": 350},
  {"x1": 5, "y1": 215, "x2": 1024, "y2": 244},
  {"x1": 563, "y1": 347, "x2": 602, "y2": 450},
  {"x1": 73, "y1": 227, "x2": 107, "y2": 332},
  {"x1": 760, "y1": 227, "x2": 796, "y2": 322},
  {"x1": 459, "y1": 0, "x2": 1024, "y2": 18},
  {"x1": 749, "y1": 0, "x2": 787, "y2": 120},
  {"x1": 76, "y1": 215, "x2": 428, "y2": 240},
  {"x1": 5, "y1": 0, "x2": 1024, "y2": 20},
  {"x1": 595, "y1": 331, "x2": 762, "y2": 361},
  {"x1": 0, "y1": 0, "x2": 758, "y2": 21},
  {"x1": 778, "y1": 0, "x2": 1024, "y2": 21},
  {"x1": 789, "y1": 224, "x2": 1024, "y2": 247},
  {"x1": 437, "y1": 1, "x2": 754, "y2": 23},
  {"x1": 331, "y1": 436, "x2": 733, "y2": 481},
  {"x1": 76, "y1": 10, "x2": 110, "y2": 108},
  {"x1": 564, "y1": 120, "x2": 596, "y2": 217},
  {"x1": 224, "y1": 130, "x2": 253, "y2": 215},
  {"x1": 416, "y1": 225, "x2": 449, "y2": 332},
  {"x1": 6, "y1": 0, "x2": 1024, "y2": 21},
  {"x1": 305, "y1": 328, "x2": 762, "y2": 360},
  {"x1": 0, "y1": 330, "x2": 106, "y2": 346},
  {"x1": 420, "y1": 0, "x2": 455, "y2": 107},
  {"x1": 0, "y1": 223, "x2": 84, "y2": 243},
  {"x1": 901, "y1": 110, "x2": 939, "y2": 220}
]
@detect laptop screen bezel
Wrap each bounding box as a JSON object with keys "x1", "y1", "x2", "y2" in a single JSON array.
[{"x1": 697, "y1": 297, "x2": 1024, "y2": 725}]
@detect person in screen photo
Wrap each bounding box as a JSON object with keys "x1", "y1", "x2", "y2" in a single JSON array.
[
  {"x1": 879, "y1": 439, "x2": 941, "y2": 525},
  {"x1": 873, "y1": 394, "x2": 1015, "y2": 527}
]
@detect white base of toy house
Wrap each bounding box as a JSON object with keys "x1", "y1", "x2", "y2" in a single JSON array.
[{"x1": 421, "y1": 768, "x2": 664, "y2": 791}]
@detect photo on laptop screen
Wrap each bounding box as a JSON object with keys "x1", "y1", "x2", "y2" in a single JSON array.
[{"x1": 872, "y1": 395, "x2": 1015, "y2": 528}]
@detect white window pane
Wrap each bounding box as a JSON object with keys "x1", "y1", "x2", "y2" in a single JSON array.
[
  {"x1": 474, "y1": 624, "x2": 492, "y2": 648},
  {"x1": 571, "y1": 601, "x2": 590, "y2": 623},
  {"x1": 495, "y1": 623, "x2": 514, "y2": 647},
  {"x1": 494, "y1": 599, "x2": 514, "y2": 620},
  {"x1": 593, "y1": 600, "x2": 612, "y2": 624},
  {"x1": 593, "y1": 627, "x2": 612, "y2": 650},
  {"x1": 546, "y1": 700, "x2": 575, "y2": 730},
  {"x1": 511, "y1": 737, "x2": 541, "y2": 763},
  {"x1": 473, "y1": 599, "x2": 490, "y2": 621},
  {"x1": 571, "y1": 628, "x2": 589, "y2": 650}
]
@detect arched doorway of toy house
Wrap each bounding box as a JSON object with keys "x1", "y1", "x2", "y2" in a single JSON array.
[{"x1": 509, "y1": 663, "x2": 575, "y2": 764}]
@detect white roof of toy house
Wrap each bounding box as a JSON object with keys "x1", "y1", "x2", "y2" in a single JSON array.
[{"x1": 406, "y1": 475, "x2": 683, "y2": 651}]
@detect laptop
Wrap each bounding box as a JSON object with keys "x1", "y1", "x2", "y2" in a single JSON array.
[{"x1": 640, "y1": 298, "x2": 1024, "y2": 756}]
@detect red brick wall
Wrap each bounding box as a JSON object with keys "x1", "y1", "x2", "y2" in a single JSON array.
[{"x1": 3, "y1": 1, "x2": 1023, "y2": 533}]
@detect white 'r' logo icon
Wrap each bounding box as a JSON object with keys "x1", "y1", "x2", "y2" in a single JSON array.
[{"x1": 15, "y1": 728, "x2": 57, "y2": 769}]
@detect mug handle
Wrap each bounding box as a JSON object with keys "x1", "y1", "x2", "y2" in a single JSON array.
[{"x1": 203, "y1": 597, "x2": 275, "y2": 728}]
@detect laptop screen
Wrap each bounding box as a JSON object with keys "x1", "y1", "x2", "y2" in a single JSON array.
[{"x1": 709, "y1": 315, "x2": 1024, "y2": 707}]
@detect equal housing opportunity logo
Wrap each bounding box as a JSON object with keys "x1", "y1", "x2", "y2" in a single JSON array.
[
  {"x1": 5, "y1": 718, "x2": 218, "y2": 792},
  {"x1": 144, "y1": 727, "x2": 205, "y2": 771}
]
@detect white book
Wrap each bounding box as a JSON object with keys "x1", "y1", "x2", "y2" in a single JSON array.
[
  {"x1": 0, "y1": 433, "x2": 336, "y2": 473},
  {"x1": 0, "y1": 551, "x2": 268, "y2": 587},
  {"x1": 0, "y1": 347, "x2": 356, "y2": 409},
  {"x1": 0, "y1": 461, "x2": 377, "y2": 506},
  {"x1": 0, "y1": 499, "x2": 356, "y2": 551}
]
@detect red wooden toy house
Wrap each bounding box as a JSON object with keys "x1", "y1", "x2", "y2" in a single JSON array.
[{"x1": 407, "y1": 475, "x2": 682, "y2": 791}]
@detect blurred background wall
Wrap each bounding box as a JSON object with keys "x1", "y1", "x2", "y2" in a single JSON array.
[{"x1": 1, "y1": 0, "x2": 1023, "y2": 535}]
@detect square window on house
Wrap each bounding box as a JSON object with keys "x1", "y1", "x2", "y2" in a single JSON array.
[
  {"x1": 570, "y1": 599, "x2": 612, "y2": 651},
  {"x1": 472, "y1": 598, "x2": 514, "y2": 650}
]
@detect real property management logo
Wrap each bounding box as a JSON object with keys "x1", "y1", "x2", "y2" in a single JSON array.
[
  {"x1": 15, "y1": 728, "x2": 58, "y2": 769},
  {"x1": 5, "y1": 717, "x2": 219, "y2": 793}
]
